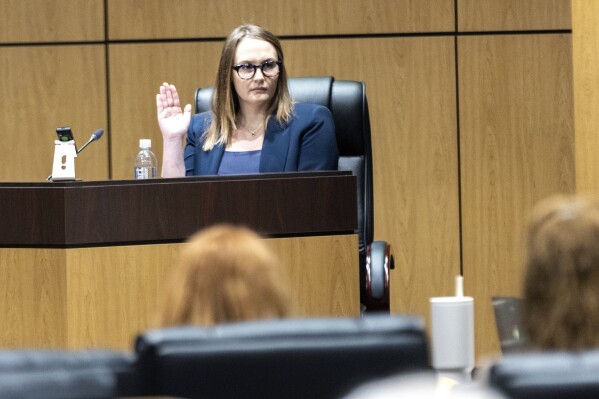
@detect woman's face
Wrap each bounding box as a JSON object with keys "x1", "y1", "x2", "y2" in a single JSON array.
[{"x1": 232, "y1": 37, "x2": 279, "y2": 109}]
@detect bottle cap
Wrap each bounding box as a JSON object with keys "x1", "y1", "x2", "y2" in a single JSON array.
[{"x1": 139, "y1": 139, "x2": 152, "y2": 149}]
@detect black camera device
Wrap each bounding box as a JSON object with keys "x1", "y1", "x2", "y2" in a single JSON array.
[{"x1": 56, "y1": 127, "x2": 75, "y2": 142}]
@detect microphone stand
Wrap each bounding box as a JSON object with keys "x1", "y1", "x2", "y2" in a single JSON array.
[
  {"x1": 46, "y1": 129, "x2": 104, "y2": 181},
  {"x1": 75, "y1": 136, "x2": 96, "y2": 155}
]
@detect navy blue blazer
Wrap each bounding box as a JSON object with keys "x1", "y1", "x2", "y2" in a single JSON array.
[{"x1": 184, "y1": 103, "x2": 339, "y2": 175}]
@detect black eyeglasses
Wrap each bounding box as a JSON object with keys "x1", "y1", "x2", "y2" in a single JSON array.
[{"x1": 232, "y1": 60, "x2": 282, "y2": 80}]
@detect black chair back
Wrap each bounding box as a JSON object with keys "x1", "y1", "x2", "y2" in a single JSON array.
[
  {"x1": 489, "y1": 350, "x2": 599, "y2": 399},
  {"x1": 0, "y1": 350, "x2": 139, "y2": 398},
  {"x1": 0, "y1": 369, "x2": 116, "y2": 399},
  {"x1": 136, "y1": 315, "x2": 429, "y2": 399}
]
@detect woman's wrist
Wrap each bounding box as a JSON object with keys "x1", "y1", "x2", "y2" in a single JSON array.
[{"x1": 162, "y1": 134, "x2": 184, "y2": 146}]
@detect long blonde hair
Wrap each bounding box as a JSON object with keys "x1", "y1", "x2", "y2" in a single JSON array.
[
  {"x1": 524, "y1": 195, "x2": 599, "y2": 350},
  {"x1": 155, "y1": 224, "x2": 290, "y2": 327},
  {"x1": 203, "y1": 24, "x2": 293, "y2": 150}
]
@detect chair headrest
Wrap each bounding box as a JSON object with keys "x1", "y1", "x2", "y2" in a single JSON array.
[
  {"x1": 135, "y1": 316, "x2": 429, "y2": 399},
  {"x1": 0, "y1": 350, "x2": 140, "y2": 397},
  {"x1": 0, "y1": 350, "x2": 134, "y2": 372},
  {"x1": 0, "y1": 368, "x2": 117, "y2": 399},
  {"x1": 490, "y1": 350, "x2": 599, "y2": 399},
  {"x1": 288, "y1": 76, "x2": 334, "y2": 107},
  {"x1": 137, "y1": 314, "x2": 424, "y2": 348}
]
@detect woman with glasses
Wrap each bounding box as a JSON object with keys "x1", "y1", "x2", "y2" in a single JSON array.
[{"x1": 157, "y1": 24, "x2": 338, "y2": 177}]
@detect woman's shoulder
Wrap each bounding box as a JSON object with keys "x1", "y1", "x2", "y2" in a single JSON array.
[
  {"x1": 293, "y1": 102, "x2": 330, "y2": 114},
  {"x1": 190, "y1": 110, "x2": 212, "y2": 123},
  {"x1": 291, "y1": 102, "x2": 333, "y2": 123},
  {"x1": 189, "y1": 111, "x2": 213, "y2": 136}
]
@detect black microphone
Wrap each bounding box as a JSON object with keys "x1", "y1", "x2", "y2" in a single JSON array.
[
  {"x1": 46, "y1": 129, "x2": 104, "y2": 181},
  {"x1": 76, "y1": 129, "x2": 104, "y2": 154}
]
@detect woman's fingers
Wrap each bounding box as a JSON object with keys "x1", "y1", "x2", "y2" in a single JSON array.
[
  {"x1": 171, "y1": 85, "x2": 181, "y2": 107},
  {"x1": 156, "y1": 94, "x2": 164, "y2": 114},
  {"x1": 159, "y1": 83, "x2": 170, "y2": 110},
  {"x1": 158, "y1": 82, "x2": 185, "y2": 119},
  {"x1": 164, "y1": 82, "x2": 175, "y2": 107}
]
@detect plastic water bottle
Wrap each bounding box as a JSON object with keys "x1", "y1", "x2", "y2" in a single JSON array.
[{"x1": 134, "y1": 139, "x2": 157, "y2": 179}]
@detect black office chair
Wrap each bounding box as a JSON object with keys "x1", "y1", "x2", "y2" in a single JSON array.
[
  {"x1": 0, "y1": 369, "x2": 116, "y2": 399},
  {"x1": 135, "y1": 315, "x2": 429, "y2": 399},
  {"x1": 0, "y1": 350, "x2": 140, "y2": 398},
  {"x1": 195, "y1": 76, "x2": 394, "y2": 311},
  {"x1": 488, "y1": 350, "x2": 599, "y2": 399}
]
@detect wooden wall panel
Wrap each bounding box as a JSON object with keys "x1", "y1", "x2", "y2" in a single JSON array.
[
  {"x1": 0, "y1": 45, "x2": 109, "y2": 182},
  {"x1": 108, "y1": 37, "x2": 461, "y2": 321},
  {"x1": 459, "y1": 34, "x2": 575, "y2": 357},
  {"x1": 108, "y1": 42, "x2": 222, "y2": 180},
  {"x1": 458, "y1": 0, "x2": 571, "y2": 32},
  {"x1": 107, "y1": 0, "x2": 454, "y2": 40},
  {"x1": 283, "y1": 38, "x2": 460, "y2": 322},
  {"x1": 572, "y1": 0, "x2": 599, "y2": 193},
  {"x1": 0, "y1": 0, "x2": 104, "y2": 43}
]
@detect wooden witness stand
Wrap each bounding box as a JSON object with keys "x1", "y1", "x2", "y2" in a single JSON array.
[{"x1": 0, "y1": 171, "x2": 359, "y2": 350}]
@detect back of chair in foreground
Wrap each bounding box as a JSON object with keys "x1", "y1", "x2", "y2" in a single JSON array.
[
  {"x1": 136, "y1": 315, "x2": 429, "y2": 399},
  {"x1": 0, "y1": 369, "x2": 116, "y2": 399},
  {"x1": 0, "y1": 350, "x2": 139, "y2": 399},
  {"x1": 489, "y1": 350, "x2": 599, "y2": 399}
]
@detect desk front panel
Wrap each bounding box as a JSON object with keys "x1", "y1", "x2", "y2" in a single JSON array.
[{"x1": 0, "y1": 234, "x2": 359, "y2": 350}]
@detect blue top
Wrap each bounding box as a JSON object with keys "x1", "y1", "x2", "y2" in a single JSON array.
[
  {"x1": 217, "y1": 150, "x2": 261, "y2": 175},
  {"x1": 184, "y1": 103, "x2": 338, "y2": 175}
]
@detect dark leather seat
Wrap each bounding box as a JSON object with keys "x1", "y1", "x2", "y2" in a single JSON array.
[
  {"x1": 195, "y1": 76, "x2": 394, "y2": 311},
  {"x1": 489, "y1": 350, "x2": 599, "y2": 399},
  {"x1": 0, "y1": 350, "x2": 140, "y2": 398},
  {"x1": 135, "y1": 315, "x2": 429, "y2": 399}
]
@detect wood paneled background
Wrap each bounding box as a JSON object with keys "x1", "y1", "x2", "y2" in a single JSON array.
[
  {"x1": 459, "y1": 33, "x2": 575, "y2": 359},
  {"x1": 572, "y1": 0, "x2": 599, "y2": 193},
  {"x1": 2, "y1": 0, "x2": 595, "y2": 359}
]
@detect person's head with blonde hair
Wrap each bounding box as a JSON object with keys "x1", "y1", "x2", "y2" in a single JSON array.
[
  {"x1": 203, "y1": 23, "x2": 293, "y2": 150},
  {"x1": 524, "y1": 194, "x2": 599, "y2": 350},
  {"x1": 155, "y1": 224, "x2": 290, "y2": 327}
]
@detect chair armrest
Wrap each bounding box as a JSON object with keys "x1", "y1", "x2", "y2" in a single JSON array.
[{"x1": 363, "y1": 241, "x2": 394, "y2": 312}]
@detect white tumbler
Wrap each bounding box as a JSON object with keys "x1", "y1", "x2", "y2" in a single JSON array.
[{"x1": 429, "y1": 295, "x2": 475, "y2": 382}]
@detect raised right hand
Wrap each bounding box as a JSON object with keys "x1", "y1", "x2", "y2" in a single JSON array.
[{"x1": 156, "y1": 82, "x2": 192, "y2": 141}]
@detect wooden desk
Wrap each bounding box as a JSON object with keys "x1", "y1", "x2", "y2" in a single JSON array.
[{"x1": 0, "y1": 172, "x2": 359, "y2": 350}]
